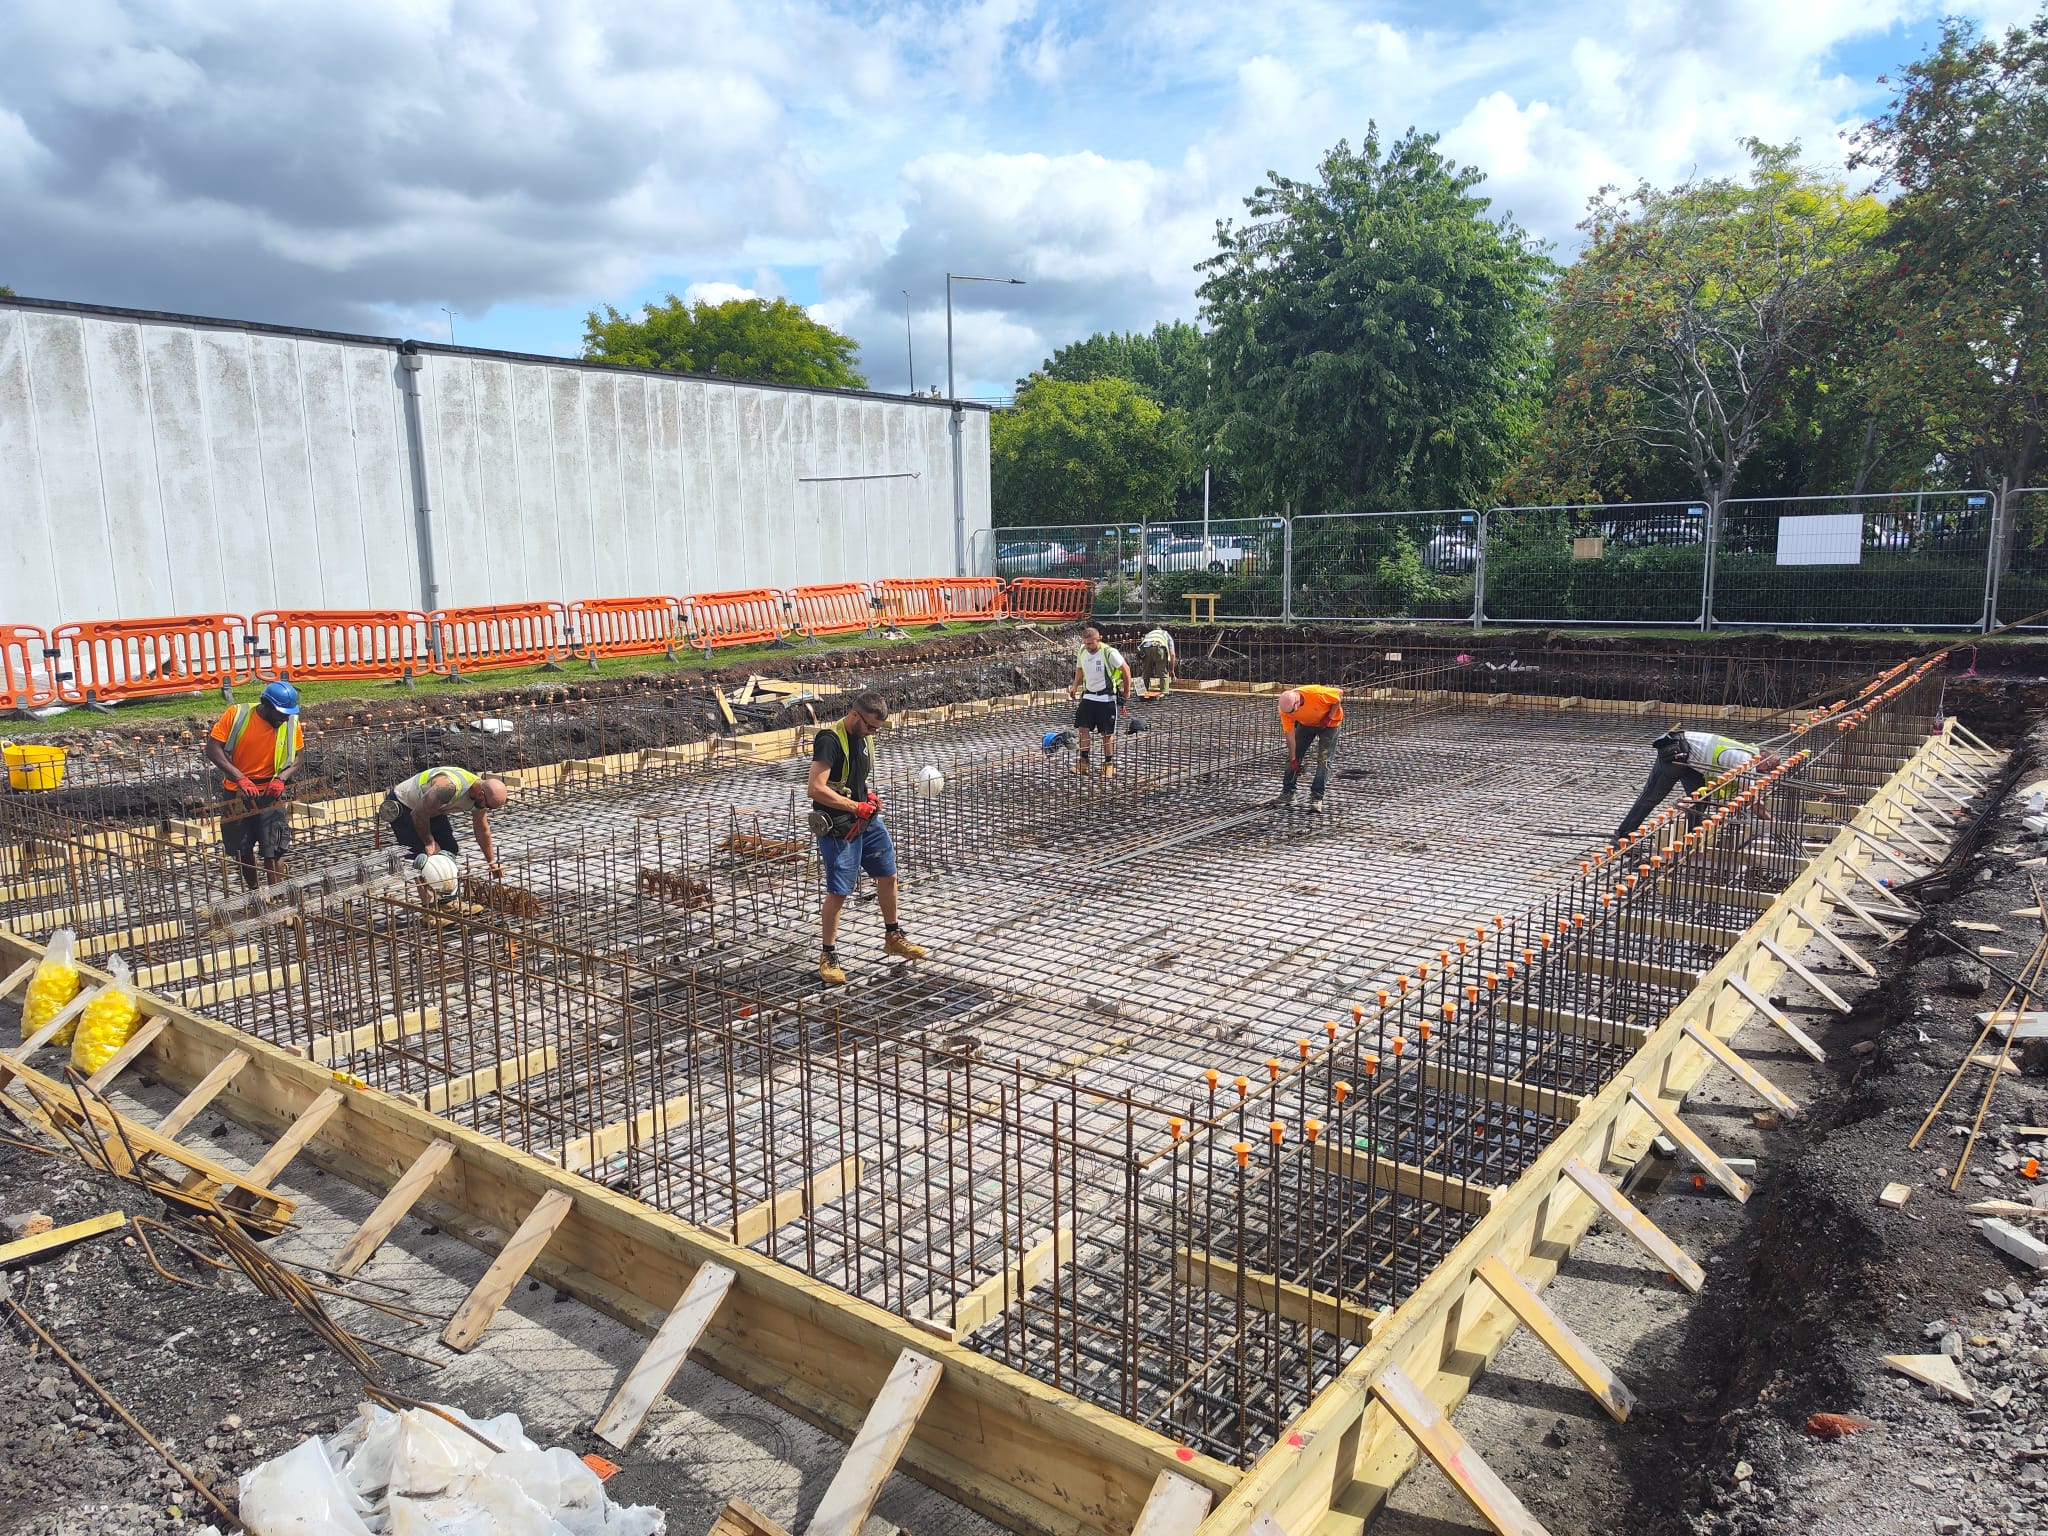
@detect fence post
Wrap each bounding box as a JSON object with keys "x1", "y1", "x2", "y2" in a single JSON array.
[
  {"x1": 1282, "y1": 512, "x2": 1294, "y2": 624},
  {"x1": 1698, "y1": 494, "x2": 1720, "y2": 633},
  {"x1": 1472, "y1": 509, "x2": 1488, "y2": 635},
  {"x1": 1982, "y1": 483, "x2": 2008, "y2": 633}
]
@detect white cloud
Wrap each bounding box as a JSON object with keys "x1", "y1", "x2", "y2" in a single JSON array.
[{"x1": 684, "y1": 281, "x2": 761, "y2": 307}]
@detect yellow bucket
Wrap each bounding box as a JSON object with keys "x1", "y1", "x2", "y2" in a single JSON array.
[{"x1": 4, "y1": 744, "x2": 65, "y2": 792}]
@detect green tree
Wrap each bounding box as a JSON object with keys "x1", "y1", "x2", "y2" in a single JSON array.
[
  {"x1": 1506, "y1": 142, "x2": 1887, "y2": 507},
  {"x1": 1024, "y1": 321, "x2": 1208, "y2": 411},
  {"x1": 990, "y1": 377, "x2": 1192, "y2": 527},
  {"x1": 582, "y1": 295, "x2": 865, "y2": 389},
  {"x1": 1197, "y1": 127, "x2": 1550, "y2": 516},
  {"x1": 1853, "y1": 12, "x2": 2048, "y2": 492}
]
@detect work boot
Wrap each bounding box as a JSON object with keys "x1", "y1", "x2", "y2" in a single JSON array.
[
  {"x1": 1309, "y1": 797, "x2": 1324, "y2": 814},
  {"x1": 1276, "y1": 792, "x2": 1294, "y2": 810},
  {"x1": 1101, "y1": 761, "x2": 1116, "y2": 780},
  {"x1": 1074, "y1": 756, "x2": 1093, "y2": 776},
  {"x1": 883, "y1": 929, "x2": 927, "y2": 961},
  {"x1": 818, "y1": 949, "x2": 847, "y2": 986}
]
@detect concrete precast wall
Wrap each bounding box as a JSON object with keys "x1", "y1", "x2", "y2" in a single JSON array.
[{"x1": 0, "y1": 299, "x2": 989, "y2": 630}]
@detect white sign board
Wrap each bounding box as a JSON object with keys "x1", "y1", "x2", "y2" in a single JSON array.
[{"x1": 1776, "y1": 513, "x2": 1864, "y2": 566}]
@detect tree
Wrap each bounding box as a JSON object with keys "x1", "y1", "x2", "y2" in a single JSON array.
[
  {"x1": 1853, "y1": 12, "x2": 2048, "y2": 493},
  {"x1": 1196, "y1": 127, "x2": 1550, "y2": 517},
  {"x1": 582, "y1": 295, "x2": 865, "y2": 389},
  {"x1": 990, "y1": 377, "x2": 1192, "y2": 527},
  {"x1": 1507, "y1": 143, "x2": 1886, "y2": 508},
  {"x1": 1023, "y1": 321, "x2": 1208, "y2": 412}
]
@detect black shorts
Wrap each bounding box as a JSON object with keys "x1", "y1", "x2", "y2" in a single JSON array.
[
  {"x1": 223, "y1": 805, "x2": 290, "y2": 863},
  {"x1": 385, "y1": 796, "x2": 460, "y2": 857},
  {"x1": 1074, "y1": 697, "x2": 1119, "y2": 732}
]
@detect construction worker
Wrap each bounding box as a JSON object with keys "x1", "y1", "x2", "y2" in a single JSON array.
[
  {"x1": 807, "y1": 690, "x2": 927, "y2": 986},
  {"x1": 1136, "y1": 626, "x2": 1177, "y2": 698},
  {"x1": 1614, "y1": 728, "x2": 1780, "y2": 840},
  {"x1": 380, "y1": 766, "x2": 510, "y2": 875},
  {"x1": 1277, "y1": 686, "x2": 1343, "y2": 812},
  {"x1": 1068, "y1": 626, "x2": 1130, "y2": 778},
  {"x1": 202, "y1": 681, "x2": 304, "y2": 889}
]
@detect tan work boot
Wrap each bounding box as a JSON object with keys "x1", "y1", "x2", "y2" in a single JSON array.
[
  {"x1": 1101, "y1": 761, "x2": 1116, "y2": 780},
  {"x1": 818, "y1": 949, "x2": 847, "y2": 985},
  {"x1": 883, "y1": 929, "x2": 927, "y2": 961},
  {"x1": 1073, "y1": 757, "x2": 1093, "y2": 776}
]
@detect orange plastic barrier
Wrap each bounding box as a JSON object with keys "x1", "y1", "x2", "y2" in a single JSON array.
[
  {"x1": 568, "y1": 596, "x2": 684, "y2": 662},
  {"x1": 251, "y1": 609, "x2": 435, "y2": 684},
  {"x1": 1, "y1": 625, "x2": 57, "y2": 713},
  {"x1": 53, "y1": 614, "x2": 250, "y2": 707},
  {"x1": 873, "y1": 578, "x2": 948, "y2": 628},
  {"x1": 1005, "y1": 577, "x2": 1093, "y2": 622},
  {"x1": 685, "y1": 589, "x2": 788, "y2": 652},
  {"x1": 935, "y1": 577, "x2": 1008, "y2": 622},
  {"x1": 785, "y1": 582, "x2": 875, "y2": 639},
  {"x1": 430, "y1": 601, "x2": 569, "y2": 678}
]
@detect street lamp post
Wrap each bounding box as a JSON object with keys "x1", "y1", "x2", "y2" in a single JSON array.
[
  {"x1": 901, "y1": 291, "x2": 915, "y2": 394},
  {"x1": 945, "y1": 273, "x2": 1025, "y2": 576}
]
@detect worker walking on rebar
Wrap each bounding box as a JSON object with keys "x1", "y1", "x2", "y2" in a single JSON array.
[
  {"x1": 1614, "y1": 728, "x2": 1779, "y2": 840},
  {"x1": 1068, "y1": 626, "x2": 1131, "y2": 778},
  {"x1": 1277, "y1": 686, "x2": 1343, "y2": 813},
  {"x1": 380, "y1": 765, "x2": 511, "y2": 874},
  {"x1": 202, "y1": 681, "x2": 305, "y2": 890},
  {"x1": 1136, "y1": 626, "x2": 1177, "y2": 698},
  {"x1": 808, "y1": 690, "x2": 927, "y2": 986}
]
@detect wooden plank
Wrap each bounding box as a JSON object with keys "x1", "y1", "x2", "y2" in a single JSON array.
[
  {"x1": 1847, "y1": 824, "x2": 1929, "y2": 879},
  {"x1": 1473, "y1": 1254, "x2": 1633, "y2": 1422},
  {"x1": 1759, "y1": 935, "x2": 1853, "y2": 1014},
  {"x1": 1419, "y1": 1060, "x2": 1589, "y2": 1120},
  {"x1": 307, "y1": 1006, "x2": 443, "y2": 1065},
  {"x1": 238, "y1": 1087, "x2": 343, "y2": 1189},
  {"x1": 1132, "y1": 1470, "x2": 1215, "y2": 1536},
  {"x1": 331, "y1": 1138, "x2": 456, "y2": 1277},
  {"x1": 0, "y1": 982, "x2": 110, "y2": 1086},
  {"x1": 179, "y1": 964, "x2": 300, "y2": 1009},
  {"x1": 1368, "y1": 1366, "x2": 1551, "y2": 1536},
  {"x1": 78, "y1": 919, "x2": 185, "y2": 959},
  {"x1": 1680, "y1": 1023, "x2": 1798, "y2": 1116},
  {"x1": 423, "y1": 1044, "x2": 559, "y2": 1113},
  {"x1": 1724, "y1": 973, "x2": 1827, "y2": 1062},
  {"x1": 7, "y1": 895, "x2": 126, "y2": 932},
  {"x1": 1311, "y1": 1144, "x2": 1500, "y2": 1217},
  {"x1": 1173, "y1": 1248, "x2": 1380, "y2": 1346},
  {"x1": 595, "y1": 1260, "x2": 737, "y2": 1449},
  {"x1": 1617, "y1": 912, "x2": 1747, "y2": 949},
  {"x1": 1883, "y1": 1353, "x2": 1974, "y2": 1403},
  {"x1": 805, "y1": 1349, "x2": 945, "y2": 1536},
  {"x1": 562, "y1": 1092, "x2": 693, "y2": 1173},
  {"x1": 1801, "y1": 915, "x2": 1878, "y2": 978},
  {"x1": 0, "y1": 959, "x2": 36, "y2": 1001},
  {"x1": 733, "y1": 1154, "x2": 864, "y2": 1249},
  {"x1": 710, "y1": 1498, "x2": 793, "y2": 1536},
  {"x1": 155, "y1": 1049, "x2": 249, "y2": 1140},
  {"x1": 947, "y1": 1222, "x2": 1076, "y2": 1341},
  {"x1": 134, "y1": 944, "x2": 261, "y2": 990},
  {"x1": 1561, "y1": 1159, "x2": 1704, "y2": 1293},
  {"x1": 1555, "y1": 949, "x2": 1701, "y2": 993},
  {"x1": 1627, "y1": 1088, "x2": 1751, "y2": 1202},
  {"x1": 0, "y1": 1209, "x2": 127, "y2": 1268},
  {"x1": 1498, "y1": 1000, "x2": 1648, "y2": 1047},
  {"x1": 84, "y1": 1016, "x2": 166, "y2": 1091},
  {"x1": 1814, "y1": 874, "x2": 1901, "y2": 939},
  {"x1": 442, "y1": 1188, "x2": 576, "y2": 1351}
]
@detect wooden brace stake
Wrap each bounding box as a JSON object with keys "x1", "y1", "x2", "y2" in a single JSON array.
[
  {"x1": 1562, "y1": 1158, "x2": 1705, "y2": 1292},
  {"x1": 803, "y1": 1349, "x2": 944, "y2": 1536},
  {"x1": 1473, "y1": 1254, "x2": 1634, "y2": 1422},
  {"x1": 442, "y1": 1188, "x2": 575, "y2": 1351},
  {"x1": 1628, "y1": 1088, "x2": 1751, "y2": 1202},
  {"x1": 1759, "y1": 935, "x2": 1853, "y2": 1014},
  {"x1": 595, "y1": 1260, "x2": 736, "y2": 1450},
  {"x1": 1681, "y1": 1023, "x2": 1799, "y2": 1116},
  {"x1": 331, "y1": 1138, "x2": 455, "y2": 1277},
  {"x1": 1724, "y1": 973, "x2": 1827, "y2": 1062},
  {"x1": 1369, "y1": 1365, "x2": 1552, "y2": 1536}
]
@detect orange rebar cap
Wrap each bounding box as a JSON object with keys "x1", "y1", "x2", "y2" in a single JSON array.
[
  {"x1": 1234, "y1": 1141, "x2": 1250, "y2": 1167},
  {"x1": 1169, "y1": 1116, "x2": 1184, "y2": 1141},
  {"x1": 1234, "y1": 1075, "x2": 1250, "y2": 1097},
  {"x1": 1333, "y1": 1080, "x2": 1352, "y2": 1103},
  {"x1": 1270, "y1": 1120, "x2": 1285, "y2": 1144},
  {"x1": 1266, "y1": 1058, "x2": 1281, "y2": 1080},
  {"x1": 1205, "y1": 1069, "x2": 1219, "y2": 1088},
  {"x1": 1305, "y1": 1118, "x2": 1322, "y2": 1142}
]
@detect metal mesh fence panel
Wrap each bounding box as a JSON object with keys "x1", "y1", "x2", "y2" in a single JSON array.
[
  {"x1": 1138, "y1": 516, "x2": 1288, "y2": 620},
  {"x1": 1288, "y1": 511, "x2": 1478, "y2": 621},
  {"x1": 1993, "y1": 489, "x2": 2048, "y2": 629},
  {"x1": 1711, "y1": 491, "x2": 1995, "y2": 629},
  {"x1": 1483, "y1": 503, "x2": 1709, "y2": 625},
  {"x1": 980, "y1": 523, "x2": 1144, "y2": 617}
]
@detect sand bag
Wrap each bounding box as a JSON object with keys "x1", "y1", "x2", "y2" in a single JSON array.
[
  {"x1": 69, "y1": 954, "x2": 139, "y2": 1076},
  {"x1": 21, "y1": 926, "x2": 81, "y2": 1043}
]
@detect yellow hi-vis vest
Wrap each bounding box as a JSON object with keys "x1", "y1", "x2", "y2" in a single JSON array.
[
  {"x1": 822, "y1": 722, "x2": 872, "y2": 793},
  {"x1": 397, "y1": 765, "x2": 481, "y2": 814},
  {"x1": 225, "y1": 705, "x2": 299, "y2": 779}
]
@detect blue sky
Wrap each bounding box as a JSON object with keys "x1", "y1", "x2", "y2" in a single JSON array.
[{"x1": 2, "y1": 2, "x2": 2038, "y2": 396}]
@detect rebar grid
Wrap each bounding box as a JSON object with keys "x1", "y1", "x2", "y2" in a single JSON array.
[{"x1": 0, "y1": 654, "x2": 1948, "y2": 1466}]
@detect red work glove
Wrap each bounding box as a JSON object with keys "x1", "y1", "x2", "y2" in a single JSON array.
[
  {"x1": 233, "y1": 775, "x2": 259, "y2": 797},
  {"x1": 1288, "y1": 758, "x2": 1300, "y2": 774},
  {"x1": 261, "y1": 779, "x2": 287, "y2": 799},
  {"x1": 853, "y1": 795, "x2": 879, "y2": 821}
]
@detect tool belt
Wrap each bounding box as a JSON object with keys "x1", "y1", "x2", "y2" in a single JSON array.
[{"x1": 807, "y1": 806, "x2": 860, "y2": 840}]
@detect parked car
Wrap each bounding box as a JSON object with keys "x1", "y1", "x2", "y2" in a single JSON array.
[
  {"x1": 1422, "y1": 530, "x2": 1478, "y2": 573},
  {"x1": 1119, "y1": 537, "x2": 1250, "y2": 577},
  {"x1": 994, "y1": 540, "x2": 1075, "y2": 577}
]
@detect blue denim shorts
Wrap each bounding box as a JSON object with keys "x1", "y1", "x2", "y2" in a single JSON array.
[{"x1": 818, "y1": 820, "x2": 897, "y2": 896}]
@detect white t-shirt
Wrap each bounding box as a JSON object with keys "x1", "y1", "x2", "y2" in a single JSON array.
[
  {"x1": 1679, "y1": 732, "x2": 1755, "y2": 772},
  {"x1": 1076, "y1": 646, "x2": 1127, "y2": 701}
]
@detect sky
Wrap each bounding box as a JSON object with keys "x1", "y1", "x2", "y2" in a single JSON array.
[{"x1": 1, "y1": 1, "x2": 2038, "y2": 398}]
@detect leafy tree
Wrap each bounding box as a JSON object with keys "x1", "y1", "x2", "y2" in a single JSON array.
[
  {"x1": 0, "y1": 285, "x2": 13, "y2": 297},
  {"x1": 1505, "y1": 143, "x2": 1886, "y2": 507},
  {"x1": 1196, "y1": 127, "x2": 1550, "y2": 517},
  {"x1": 1853, "y1": 12, "x2": 2048, "y2": 493},
  {"x1": 990, "y1": 377, "x2": 1192, "y2": 527},
  {"x1": 582, "y1": 295, "x2": 865, "y2": 389},
  {"x1": 1023, "y1": 321, "x2": 1208, "y2": 412}
]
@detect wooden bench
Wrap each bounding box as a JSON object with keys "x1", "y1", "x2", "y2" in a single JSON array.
[{"x1": 1184, "y1": 592, "x2": 1219, "y2": 622}]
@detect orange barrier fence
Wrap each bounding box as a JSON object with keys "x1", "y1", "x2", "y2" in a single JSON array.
[
  {"x1": 568, "y1": 596, "x2": 683, "y2": 662},
  {"x1": 251, "y1": 609, "x2": 435, "y2": 685},
  {"x1": 429, "y1": 601, "x2": 569, "y2": 679},
  {"x1": 685, "y1": 589, "x2": 788, "y2": 652},
  {"x1": 934, "y1": 577, "x2": 1007, "y2": 622},
  {"x1": 1004, "y1": 577, "x2": 1093, "y2": 622},
  {"x1": 53, "y1": 614, "x2": 249, "y2": 707},
  {"x1": 785, "y1": 583, "x2": 875, "y2": 639},
  {"x1": 873, "y1": 578, "x2": 948, "y2": 628},
  {"x1": 2, "y1": 626, "x2": 56, "y2": 713}
]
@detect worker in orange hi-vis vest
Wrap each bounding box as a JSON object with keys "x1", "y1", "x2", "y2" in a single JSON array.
[
  {"x1": 201, "y1": 681, "x2": 305, "y2": 889},
  {"x1": 1276, "y1": 685, "x2": 1344, "y2": 813}
]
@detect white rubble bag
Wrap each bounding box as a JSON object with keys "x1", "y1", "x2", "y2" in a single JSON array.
[{"x1": 239, "y1": 1401, "x2": 664, "y2": 1536}]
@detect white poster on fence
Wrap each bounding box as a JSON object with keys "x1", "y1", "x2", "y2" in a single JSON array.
[{"x1": 1776, "y1": 513, "x2": 1864, "y2": 566}]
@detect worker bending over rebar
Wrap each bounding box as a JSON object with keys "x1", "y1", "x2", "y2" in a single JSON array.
[
  {"x1": 380, "y1": 766, "x2": 510, "y2": 874},
  {"x1": 1068, "y1": 627, "x2": 1131, "y2": 778},
  {"x1": 1136, "y1": 626, "x2": 1177, "y2": 697},
  {"x1": 807, "y1": 690, "x2": 927, "y2": 986},
  {"x1": 1277, "y1": 685, "x2": 1343, "y2": 812},
  {"x1": 1614, "y1": 728, "x2": 1779, "y2": 840},
  {"x1": 202, "y1": 681, "x2": 304, "y2": 890}
]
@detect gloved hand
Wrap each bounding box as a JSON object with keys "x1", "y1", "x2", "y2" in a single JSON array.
[
  {"x1": 853, "y1": 795, "x2": 879, "y2": 821},
  {"x1": 260, "y1": 779, "x2": 287, "y2": 799},
  {"x1": 1288, "y1": 758, "x2": 1300, "y2": 774},
  {"x1": 234, "y1": 775, "x2": 259, "y2": 797}
]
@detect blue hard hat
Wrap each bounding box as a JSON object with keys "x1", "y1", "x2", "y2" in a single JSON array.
[
  {"x1": 260, "y1": 680, "x2": 301, "y2": 716},
  {"x1": 1041, "y1": 730, "x2": 1061, "y2": 755}
]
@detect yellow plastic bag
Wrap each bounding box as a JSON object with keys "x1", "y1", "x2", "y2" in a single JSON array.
[
  {"x1": 70, "y1": 955, "x2": 139, "y2": 1076},
  {"x1": 21, "y1": 926, "x2": 81, "y2": 1043}
]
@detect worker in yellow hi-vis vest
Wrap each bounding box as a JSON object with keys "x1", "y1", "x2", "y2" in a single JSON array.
[
  {"x1": 1614, "y1": 728, "x2": 1779, "y2": 839},
  {"x1": 380, "y1": 765, "x2": 512, "y2": 875},
  {"x1": 202, "y1": 681, "x2": 304, "y2": 889}
]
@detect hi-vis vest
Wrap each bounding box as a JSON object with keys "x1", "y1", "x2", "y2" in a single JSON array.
[
  {"x1": 1140, "y1": 629, "x2": 1173, "y2": 653},
  {"x1": 1678, "y1": 732, "x2": 1756, "y2": 799},
  {"x1": 395, "y1": 765, "x2": 481, "y2": 814},
  {"x1": 822, "y1": 723, "x2": 872, "y2": 793},
  {"x1": 1076, "y1": 646, "x2": 1127, "y2": 700},
  {"x1": 224, "y1": 705, "x2": 298, "y2": 780}
]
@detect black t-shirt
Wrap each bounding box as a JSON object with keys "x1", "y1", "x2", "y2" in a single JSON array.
[{"x1": 812, "y1": 728, "x2": 871, "y2": 801}]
